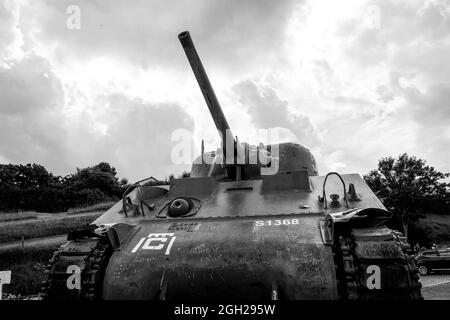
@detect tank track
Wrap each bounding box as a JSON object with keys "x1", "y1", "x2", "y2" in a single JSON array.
[
  {"x1": 335, "y1": 227, "x2": 422, "y2": 300},
  {"x1": 40, "y1": 229, "x2": 112, "y2": 300}
]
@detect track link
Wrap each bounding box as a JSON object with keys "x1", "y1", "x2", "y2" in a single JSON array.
[
  {"x1": 336, "y1": 227, "x2": 422, "y2": 300},
  {"x1": 40, "y1": 230, "x2": 112, "y2": 300}
]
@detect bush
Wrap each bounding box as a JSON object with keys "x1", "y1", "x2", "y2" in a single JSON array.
[{"x1": 0, "y1": 162, "x2": 126, "y2": 213}]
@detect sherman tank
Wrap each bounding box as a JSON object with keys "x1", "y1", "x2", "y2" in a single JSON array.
[{"x1": 41, "y1": 31, "x2": 422, "y2": 300}]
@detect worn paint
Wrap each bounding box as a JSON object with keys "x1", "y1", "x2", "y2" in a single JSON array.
[{"x1": 103, "y1": 215, "x2": 337, "y2": 299}]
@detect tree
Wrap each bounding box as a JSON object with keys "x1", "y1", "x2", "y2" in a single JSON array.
[
  {"x1": 65, "y1": 162, "x2": 122, "y2": 197},
  {"x1": 0, "y1": 163, "x2": 54, "y2": 190},
  {"x1": 364, "y1": 153, "x2": 449, "y2": 239},
  {"x1": 0, "y1": 163, "x2": 59, "y2": 211},
  {"x1": 179, "y1": 171, "x2": 190, "y2": 178}
]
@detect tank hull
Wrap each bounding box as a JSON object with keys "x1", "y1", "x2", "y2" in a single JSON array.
[{"x1": 103, "y1": 215, "x2": 337, "y2": 300}]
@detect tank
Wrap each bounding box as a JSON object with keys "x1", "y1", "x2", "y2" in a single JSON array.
[{"x1": 41, "y1": 31, "x2": 422, "y2": 300}]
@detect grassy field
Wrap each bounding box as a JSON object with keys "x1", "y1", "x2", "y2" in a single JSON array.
[
  {"x1": 410, "y1": 214, "x2": 450, "y2": 247},
  {"x1": 0, "y1": 202, "x2": 115, "y2": 297},
  {"x1": 421, "y1": 214, "x2": 450, "y2": 245},
  {"x1": 0, "y1": 201, "x2": 115, "y2": 243},
  {"x1": 67, "y1": 201, "x2": 116, "y2": 215},
  {"x1": 0, "y1": 212, "x2": 37, "y2": 223},
  {"x1": 0, "y1": 246, "x2": 56, "y2": 296},
  {"x1": 0, "y1": 212, "x2": 101, "y2": 243}
]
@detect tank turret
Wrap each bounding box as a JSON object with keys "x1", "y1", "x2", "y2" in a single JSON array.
[{"x1": 179, "y1": 31, "x2": 318, "y2": 180}]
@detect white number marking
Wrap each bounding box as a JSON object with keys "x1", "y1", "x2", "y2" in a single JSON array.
[
  {"x1": 131, "y1": 237, "x2": 146, "y2": 253},
  {"x1": 131, "y1": 233, "x2": 177, "y2": 255},
  {"x1": 165, "y1": 236, "x2": 177, "y2": 255},
  {"x1": 143, "y1": 237, "x2": 167, "y2": 250},
  {"x1": 254, "y1": 219, "x2": 300, "y2": 227}
]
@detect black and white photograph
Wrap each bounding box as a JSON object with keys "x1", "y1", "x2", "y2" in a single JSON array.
[{"x1": 0, "y1": 0, "x2": 449, "y2": 314}]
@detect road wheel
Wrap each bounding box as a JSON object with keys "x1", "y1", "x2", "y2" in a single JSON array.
[{"x1": 418, "y1": 265, "x2": 429, "y2": 275}]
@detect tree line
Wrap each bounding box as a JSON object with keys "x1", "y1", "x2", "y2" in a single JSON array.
[
  {"x1": 0, "y1": 162, "x2": 129, "y2": 212},
  {"x1": 0, "y1": 162, "x2": 191, "y2": 213}
]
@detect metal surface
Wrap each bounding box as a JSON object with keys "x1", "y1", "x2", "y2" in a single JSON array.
[
  {"x1": 94, "y1": 173, "x2": 385, "y2": 226},
  {"x1": 103, "y1": 215, "x2": 337, "y2": 300},
  {"x1": 178, "y1": 31, "x2": 234, "y2": 159}
]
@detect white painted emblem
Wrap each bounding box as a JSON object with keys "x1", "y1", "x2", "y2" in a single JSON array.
[{"x1": 132, "y1": 233, "x2": 177, "y2": 255}]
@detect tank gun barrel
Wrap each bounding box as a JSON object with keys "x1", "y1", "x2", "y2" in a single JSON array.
[{"x1": 178, "y1": 31, "x2": 234, "y2": 158}]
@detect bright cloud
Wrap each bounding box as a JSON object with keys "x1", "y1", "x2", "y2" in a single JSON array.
[{"x1": 0, "y1": 0, "x2": 448, "y2": 181}]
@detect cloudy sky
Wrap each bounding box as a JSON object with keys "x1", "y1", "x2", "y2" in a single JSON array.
[{"x1": 0, "y1": 0, "x2": 449, "y2": 181}]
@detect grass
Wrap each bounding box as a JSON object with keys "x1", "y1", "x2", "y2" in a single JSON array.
[
  {"x1": 0, "y1": 201, "x2": 115, "y2": 297},
  {"x1": 410, "y1": 214, "x2": 450, "y2": 247},
  {"x1": 0, "y1": 201, "x2": 114, "y2": 243},
  {"x1": 0, "y1": 246, "x2": 56, "y2": 296},
  {"x1": 0, "y1": 213, "x2": 101, "y2": 243},
  {"x1": 67, "y1": 200, "x2": 115, "y2": 215},
  {"x1": 0, "y1": 212, "x2": 37, "y2": 223}
]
